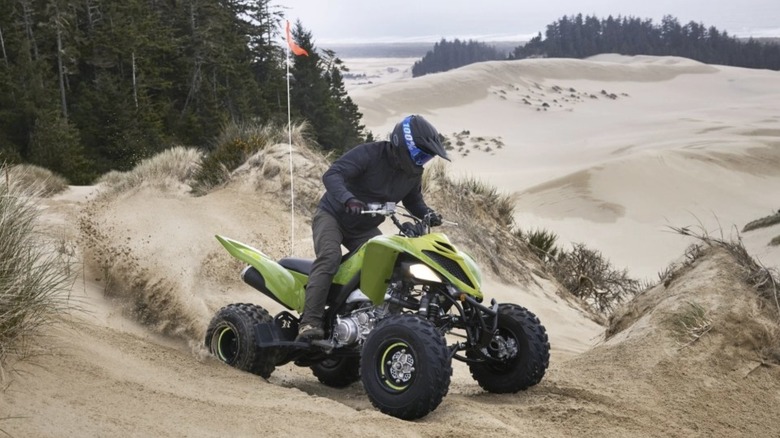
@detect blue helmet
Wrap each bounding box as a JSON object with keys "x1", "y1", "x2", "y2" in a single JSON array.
[{"x1": 391, "y1": 115, "x2": 450, "y2": 166}]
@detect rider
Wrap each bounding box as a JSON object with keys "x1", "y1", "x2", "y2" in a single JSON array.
[{"x1": 296, "y1": 115, "x2": 450, "y2": 341}]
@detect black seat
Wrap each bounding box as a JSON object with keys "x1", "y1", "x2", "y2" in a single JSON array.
[
  {"x1": 278, "y1": 245, "x2": 364, "y2": 276},
  {"x1": 278, "y1": 258, "x2": 314, "y2": 275}
]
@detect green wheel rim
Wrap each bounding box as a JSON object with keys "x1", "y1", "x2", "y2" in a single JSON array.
[{"x1": 216, "y1": 326, "x2": 238, "y2": 362}]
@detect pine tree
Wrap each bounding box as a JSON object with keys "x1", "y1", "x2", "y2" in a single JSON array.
[
  {"x1": 289, "y1": 21, "x2": 367, "y2": 151},
  {"x1": 323, "y1": 49, "x2": 366, "y2": 153}
]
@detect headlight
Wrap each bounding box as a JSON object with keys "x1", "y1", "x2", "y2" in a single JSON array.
[{"x1": 408, "y1": 263, "x2": 442, "y2": 283}]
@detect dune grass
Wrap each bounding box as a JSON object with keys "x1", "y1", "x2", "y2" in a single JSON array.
[
  {"x1": 0, "y1": 165, "x2": 75, "y2": 378},
  {"x1": 668, "y1": 301, "x2": 713, "y2": 347},
  {"x1": 5, "y1": 164, "x2": 69, "y2": 197},
  {"x1": 670, "y1": 226, "x2": 779, "y2": 311},
  {"x1": 515, "y1": 228, "x2": 559, "y2": 262},
  {"x1": 97, "y1": 146, "x2": 203, "y2": 196},
  {"x1": 667, "y1": 225, "x2": 780, "y2": 362}
]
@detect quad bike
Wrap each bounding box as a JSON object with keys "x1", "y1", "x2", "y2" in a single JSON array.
[{"x1": 205, "y1": 202, "x2": 550, "y2": 420}]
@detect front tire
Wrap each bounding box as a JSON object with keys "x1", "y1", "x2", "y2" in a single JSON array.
[
  {"x1": 467, "y1": 303, "x2": 550, "y2": 393},
  {"x1": 205, "y1": 303, "x2": 277, "y2": 378},
  {"x1": 361, "y1": 314, "x2": 452, "y2": 420}
]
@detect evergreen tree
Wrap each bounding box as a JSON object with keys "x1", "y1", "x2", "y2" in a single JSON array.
[
  {"x1": 412, "y1": 38, "x2": 505, "y2": 77},
  {"x1": 511, "y1": 14, "x2": 780, "y2": 71},
  {"x1": 323, "y1": 49, "x2": 367, "y2": 152},
  {"x1": 0, "y1": 1, "x2": 369, "y2": 181},
  {"x1": 289, "y1": 21, "x2": 366, "y2": 151}
]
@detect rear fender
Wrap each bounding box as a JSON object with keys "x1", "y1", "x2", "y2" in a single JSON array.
[{"x1": 215, "y1": 235, "x2": 305, "y2": 312}]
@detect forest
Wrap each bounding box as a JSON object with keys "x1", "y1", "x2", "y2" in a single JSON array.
[
  {"x1": 412, "y1": 39, "x2": 505, "y2": 77},
  {"x1": 3, "y1": 6, "x2": 779, "y2": 184},
  {"x1": 411, "y1": 15, "x2": 780, "y2": 79},
  {"x1": 0, "y1": 0, "x2": 367, "y2": 183},
  {"x1": 513, "y1": 14, "x2": 780, "y2": 69}
]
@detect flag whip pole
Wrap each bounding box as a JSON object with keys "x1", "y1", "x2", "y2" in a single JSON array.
[{"x1": 286, "y1": 23, "x2": 295, "y2": 256}]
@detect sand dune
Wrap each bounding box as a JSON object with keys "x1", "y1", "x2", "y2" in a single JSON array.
[
  {"x1": 2, "y1": 55, "x2": 780, "y2": 436},
  {"x1": 351, "y1": 55, "x2": 780, "y2": 278}
]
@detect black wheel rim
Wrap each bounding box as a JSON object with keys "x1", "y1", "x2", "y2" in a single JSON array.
[
  {"x1": 377, "y1": 340, "x2": 417, "y2": 393},
  {"x1": 215, "y1": 325, "x2": 238, "y2": 363},
  {"x1": 319, "y1": 357, "x2": 342, "y2": 370},
  {"x1": 484, "y1": 328, "x2": 521, "y2": 373}
]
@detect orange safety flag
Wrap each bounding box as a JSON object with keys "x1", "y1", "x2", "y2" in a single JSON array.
[{"x1": 286, "y1": 21, "x2": 309, "y2": 56}]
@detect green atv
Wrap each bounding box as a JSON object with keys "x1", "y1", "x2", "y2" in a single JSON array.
[{"x1": 206, "y1": 202, "x2": 550, "y2": 420}]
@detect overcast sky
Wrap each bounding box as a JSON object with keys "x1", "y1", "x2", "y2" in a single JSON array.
[{"x1": 278, "y1": 0, "x2": 780, "y2": 43}]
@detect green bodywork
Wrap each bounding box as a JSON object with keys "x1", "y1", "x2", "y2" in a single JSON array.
[
  {"x1": 216, "y1": 236, "x2": 307, "y2": 311},
  {"x1": 216, "y1": 231, "x2": 482, "y2": 313},
  {"x1": 360, "y1": 233, "x2": 482, "y2": 302}
]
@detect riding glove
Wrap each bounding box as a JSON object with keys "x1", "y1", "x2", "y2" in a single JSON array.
[
  {"x1": 425, "y1": 209, "x2": 443, "y2": 227},
  {"x1": 345, "y1": 198, "x2": 367, "y2": 215}
]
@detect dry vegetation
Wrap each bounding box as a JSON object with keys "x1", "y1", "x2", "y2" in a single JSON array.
[
  {"x1": 608, "y1": 225, "x2": 780, "y2": 363},
  {"x1": 3, "y1": 163, "x2": 68, "y2": 197},
  {"x1": 550, "y1": 243, "x2": 640, "y2": 315},
  {"x1": 0, "y1": 165, "x2": 75, "y2": 378},
  {"x1": 191, "y1": 121, "x2": 312, "y2": 194},
  {"x1": 96, "y1": 146, "x2": 203, "y2": 196},
  {"x1": 742, "y1": 210, "x2": 780, "y2": 232},
  {"x1": 742, "y1": 210, "x2": 780, "y2": 247},
  {"x1": 668, "y1": 301, "x2": 713, "y2": 346}
]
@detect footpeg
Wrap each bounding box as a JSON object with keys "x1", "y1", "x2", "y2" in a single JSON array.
[{"x1": 311, "y1": 339, "x2": 336, "y2": 352}]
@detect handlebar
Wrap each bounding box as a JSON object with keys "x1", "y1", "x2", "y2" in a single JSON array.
[
  {"x1": 360, "y1": 202, "x2": 397, "y2": 217},
  {"x1": 360, "y1": 202, "x2": 456, "y2": 237}
]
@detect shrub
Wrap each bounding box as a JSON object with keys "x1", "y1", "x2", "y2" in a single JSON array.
[
  {"x1": 666, "y1": 225, "x2": 780, "y2": 362},
  {"x1": 551, "y1": 243, "x2": 640, "y2": 315},
  {"x1": 742, "y1": 212, "x2": 780, "y2": 232},
  {"x1": 0, "y1": 174, "x2": 74, "y2": 372},
  {"x1": 192, "y1": 121, "x2": 308, "y2": 194}
]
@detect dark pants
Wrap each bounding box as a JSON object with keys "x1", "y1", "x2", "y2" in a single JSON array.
[{"x1": 300, "y1": 209, "x2": 381, "y2": 327}]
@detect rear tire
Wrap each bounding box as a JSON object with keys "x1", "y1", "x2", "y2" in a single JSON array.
[
  {"x1": 311, "y1": 356, "x2": 361, "y2": 388},
  {"x1": 467, "y1": 303, "x2": 550, "y2": 393},
  {"x1": 361, "y1": 314, "x2": 452, "y2": 420},
  {"x1": 205, "y1": 303, "x2": 278, "y2": 378}
]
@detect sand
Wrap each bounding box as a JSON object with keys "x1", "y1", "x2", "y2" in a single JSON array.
[
  {"x1": 2, "y1": 54, "x2": 780, "y2": 437},
  {"x1": 349, "y1": 54, "x2": 780, "y2": 279}
]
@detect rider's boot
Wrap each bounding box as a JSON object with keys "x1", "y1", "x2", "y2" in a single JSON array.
[{"x1": 296, "y1": 318, "x2": 324, "y2": 342}]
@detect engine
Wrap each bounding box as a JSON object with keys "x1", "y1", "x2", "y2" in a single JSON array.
[
  {"x1": 332, "y1": 307, "x2": 377, "y2": 347},
  {"x1": 332, "y1": 283, "x2": 408, "y2": 347}
]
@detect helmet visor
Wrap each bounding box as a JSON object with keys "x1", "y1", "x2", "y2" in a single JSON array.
[{"x1": 402, "y1": 118, "x2": 434, "y2": 166}]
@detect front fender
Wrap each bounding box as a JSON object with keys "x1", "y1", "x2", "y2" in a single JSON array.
[
  {"x1": 215, "y1": 235, "x2": 305, "y2": 311},
  {"x1": 360, "y1": 236, "x2": 406, "y2": 304},
  {"x1": 361, "y1": 233, "x2": 483, "y2": 304}
]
